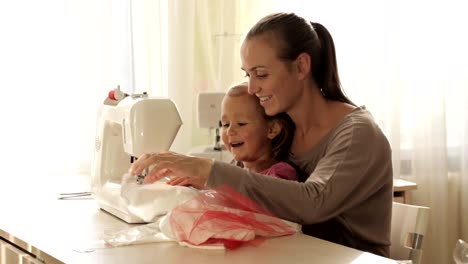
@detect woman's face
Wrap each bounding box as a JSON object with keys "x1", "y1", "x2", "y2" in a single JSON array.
[
  {"x1": 220, "y1": 94, "x2": 273, "y2": 163},
  {"x1": 240, "y1": 36, "x2": 302, "y2": 116}
]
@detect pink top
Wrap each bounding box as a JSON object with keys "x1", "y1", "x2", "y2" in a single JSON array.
[{"x1": 261, "y1": 162, "x2": 298, "y2": 181}]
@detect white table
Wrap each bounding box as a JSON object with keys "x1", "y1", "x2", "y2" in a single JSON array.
[
  {"x1": 0, "y1": 173, "x2": 396, "y2": 264},
  {"x1": 393, "y1": 178, "x2": 418, "y2": 204}
]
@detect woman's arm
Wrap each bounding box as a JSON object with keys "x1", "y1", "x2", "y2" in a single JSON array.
[{"x1": 207, "y1": 115, "x2": 393, "y2": 224}]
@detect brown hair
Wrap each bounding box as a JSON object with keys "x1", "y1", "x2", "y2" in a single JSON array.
[
  {"x1": 226, "y1": 83, "x2": 295, "y2": 161},
  {"x1": 245, "y1": 13, "x2": 355, "y2": 106}
]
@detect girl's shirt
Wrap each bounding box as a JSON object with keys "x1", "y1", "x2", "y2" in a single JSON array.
[{"x1": 261, "y1": 161, "x2": 298, "y2": 181}]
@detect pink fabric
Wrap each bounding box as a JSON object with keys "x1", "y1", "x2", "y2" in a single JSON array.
[{"x1": 261, "y1": 162, "x2": 298, "y2": 181}]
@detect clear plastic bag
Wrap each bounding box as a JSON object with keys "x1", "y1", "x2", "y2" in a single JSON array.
[
  {"x1": 102, "y1": 216, "x2": 174, "y2": 247},
  {"x1": 454, "y1": 239, "x2": 468, "y2": 264},
  {"x1": 169, "y1": 185, "x2": 298, "y2": 249}
]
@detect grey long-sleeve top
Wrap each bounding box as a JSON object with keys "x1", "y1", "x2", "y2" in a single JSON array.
[{"x1": 206, "y1": 107, "x2": 393, "y2": 257}]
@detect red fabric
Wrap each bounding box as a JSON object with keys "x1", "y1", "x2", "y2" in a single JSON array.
[{"x1": 169, "y1": 185, "x2": 296, "y2": 249}]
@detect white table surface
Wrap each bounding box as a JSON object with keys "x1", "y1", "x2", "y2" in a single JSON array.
[{"x1": 0, "y1": 173, "x2": 396, "y2": 264}]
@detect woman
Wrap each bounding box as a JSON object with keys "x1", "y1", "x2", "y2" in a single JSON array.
[{"x1": 130, "y1": 12, "x2": 393, "y2": 257}]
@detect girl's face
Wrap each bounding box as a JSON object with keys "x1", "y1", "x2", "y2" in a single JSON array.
[
  {"x1": 240, "y1": 36, "x2": 303, "y2": 116},
  {"x1": 221, "y1": 94, "x2": 277, "y2": 163}
]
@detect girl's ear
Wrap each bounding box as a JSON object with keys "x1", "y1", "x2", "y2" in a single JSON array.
[{"x1": 267, "y1": 120, "x2": 282, "y2": 140}]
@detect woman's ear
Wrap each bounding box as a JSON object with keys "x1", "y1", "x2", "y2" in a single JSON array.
[
  {"x1": 295, "y1": 52, "x2": 311, "y2": 80},
  {"x1": 267, "y1": 120, "x2": 282, "y2": 140}
]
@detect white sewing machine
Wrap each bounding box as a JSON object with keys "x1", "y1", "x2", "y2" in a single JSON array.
[
  {"x1": 91, "y1": 87, "x2": 182, "y2": 223},
  {"x1": 187, "y1": 92, "x2": 233, "y2": 162}
]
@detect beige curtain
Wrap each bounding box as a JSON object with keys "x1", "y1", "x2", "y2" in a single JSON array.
[
  {"x1": 146, "y1": 0, "x2": 272, "y2": 153},
  {"x1": 0, "y1": 0, "x2": 114, "y2": 175}
]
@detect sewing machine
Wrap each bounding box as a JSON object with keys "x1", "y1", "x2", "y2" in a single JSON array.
[
  {"x1": 187, "y1": 92, "x2": 233, "y2": 162},
  {"x1": 91, "y1": 87, "x2": 182, "y2": 223}
]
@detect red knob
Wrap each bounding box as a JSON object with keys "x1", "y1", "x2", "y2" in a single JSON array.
[{"x1": 108, "y1": 90, "x2": 117, "y2": 100}]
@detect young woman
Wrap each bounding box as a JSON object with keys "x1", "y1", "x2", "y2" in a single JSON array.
[{"x1": 130, "y1": 13, "x2": 393, "y2": 257}]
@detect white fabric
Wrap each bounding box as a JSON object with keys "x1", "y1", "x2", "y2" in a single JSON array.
[{"x1": 120, "y1": 174, "x2": 199, "y2": 222}]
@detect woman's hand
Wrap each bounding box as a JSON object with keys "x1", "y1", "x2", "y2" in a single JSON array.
[{"x1": 128, "y1": 151, "x2": 214, "y2": 186}]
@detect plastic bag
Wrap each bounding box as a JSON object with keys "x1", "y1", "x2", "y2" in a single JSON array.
[
  {"x1": 454, "y1": 239, "x2": 468, "y2": 264},
  {"x1": 102, "y1": 216, "x2": 174, "y2": 246},
  {"x1": 102, "y1": 213, "x2": 226, "y2": 250},
  {"x1": 169, "y1": 185, "x2": 298, "y2": 249}
]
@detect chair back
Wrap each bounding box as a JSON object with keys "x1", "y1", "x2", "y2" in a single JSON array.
[{"x1": 390, "y1": 202, "x2": 430, "y2": 264}]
